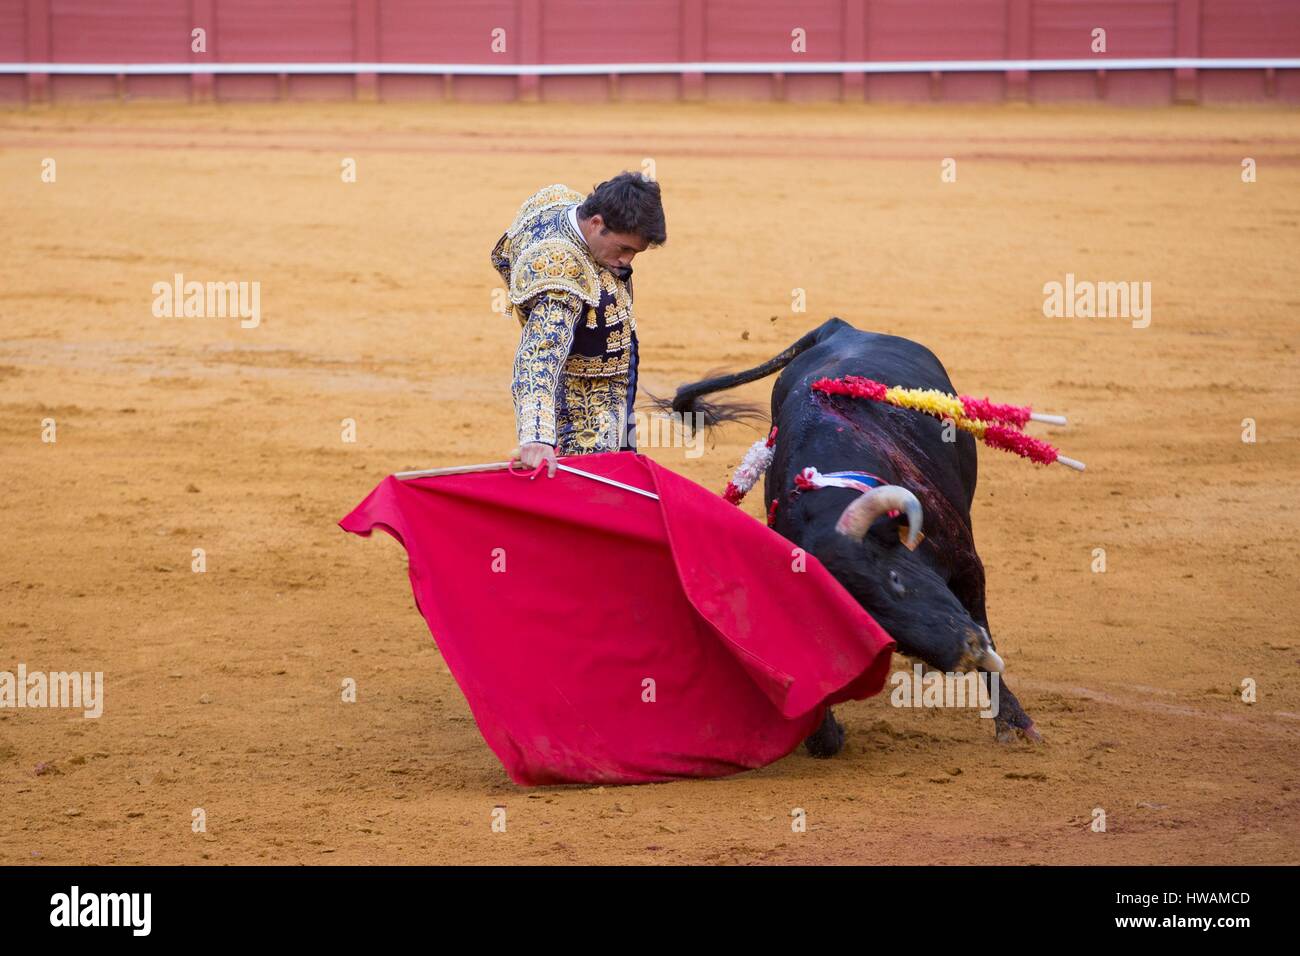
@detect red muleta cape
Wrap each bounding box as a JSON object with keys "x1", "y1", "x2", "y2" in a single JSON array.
[{"x1": 339, "y1": 451, "x2": 895, "y2": 786}]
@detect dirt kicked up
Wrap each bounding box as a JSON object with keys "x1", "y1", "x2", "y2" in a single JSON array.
[{"x1": 1, "y1": 100, "x2": 1298, "y2": 865}]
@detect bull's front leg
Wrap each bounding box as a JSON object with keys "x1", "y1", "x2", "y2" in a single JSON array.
[
  {"x1": 804, "y1": 706, "x2": 846, "y2": 758},
  {"x1": 956, "y1": 575, "x2": 1042, "y2": 744},
  {"x1": 983, "y1": 671, "x2": 1042, "y2": 744}
]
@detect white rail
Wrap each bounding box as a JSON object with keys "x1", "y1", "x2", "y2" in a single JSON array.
[{"x1": 3, "y1": 57, "x2": 1299, "y2": 76}]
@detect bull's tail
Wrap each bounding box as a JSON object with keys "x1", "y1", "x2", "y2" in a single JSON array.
[{"x1": 648, "y1": 318, "x2": 843, "y2": 431}]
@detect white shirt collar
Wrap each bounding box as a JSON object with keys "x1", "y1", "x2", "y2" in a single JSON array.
[{"x1": 567, "y1": 204, "x2": 590, "y2": 249}]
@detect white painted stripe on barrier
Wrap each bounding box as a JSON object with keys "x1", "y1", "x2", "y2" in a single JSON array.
[{"x1": 2, "y1": 58, "x2": 1299, "y2": 76}]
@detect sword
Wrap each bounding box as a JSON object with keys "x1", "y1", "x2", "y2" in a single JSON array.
[{"x1": 394, "y1": 460, "x2": 661, "y2": 500}]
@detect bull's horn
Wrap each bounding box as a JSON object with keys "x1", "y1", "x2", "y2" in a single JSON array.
[{"x1": 835, "y1": 485, "x2": 924, "y2": 548}]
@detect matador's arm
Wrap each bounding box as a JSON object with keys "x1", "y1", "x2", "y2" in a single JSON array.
[{"x1": 511, "y1": 290, "x2": 582, "y2": 447}]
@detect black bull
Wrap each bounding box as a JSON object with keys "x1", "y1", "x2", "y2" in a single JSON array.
[{"x1": 660, "y1": 317, "x2": 1041, "y2": 752}]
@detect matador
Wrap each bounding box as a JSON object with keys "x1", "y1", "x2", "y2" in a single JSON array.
[{"x1": 491, "y1": 172, "x2": 667, "y2": 476}]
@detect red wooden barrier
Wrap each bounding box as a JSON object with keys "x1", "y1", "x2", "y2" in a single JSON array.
[{"x1": 0, "y1": 0, "x2": 1297, "y2": 104}]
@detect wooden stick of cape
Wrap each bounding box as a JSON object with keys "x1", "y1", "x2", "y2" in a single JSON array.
[{"x1": 395, "y1": 460, "x2": 661, "y2": 500}]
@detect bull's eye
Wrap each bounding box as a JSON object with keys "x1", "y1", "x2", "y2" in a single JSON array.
[{"x1": 888, "y1": 569, "x2": 906, "y2": 596}]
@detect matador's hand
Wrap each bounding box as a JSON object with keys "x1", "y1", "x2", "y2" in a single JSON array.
[{"x1": 516, "y1": 442, "x2": 558, "y2": 478}]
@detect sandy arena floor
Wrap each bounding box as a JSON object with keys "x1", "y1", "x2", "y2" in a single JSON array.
[{"x1": 1, "y1": 100, "x2": 1298, "y2": 865}]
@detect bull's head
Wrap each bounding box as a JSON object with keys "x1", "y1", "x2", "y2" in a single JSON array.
[{"x1": 818, "y1": 485, "x2": 1004, "y2": 674}]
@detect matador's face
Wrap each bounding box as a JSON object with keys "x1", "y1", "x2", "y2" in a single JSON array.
[{"x1": 581, "y1": 214, "x2": 650, "y2": 273}]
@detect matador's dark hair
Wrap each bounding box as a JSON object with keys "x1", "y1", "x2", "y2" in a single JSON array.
[{"x1": 578, "y1": 172, "x2": 667, "y2": 246}]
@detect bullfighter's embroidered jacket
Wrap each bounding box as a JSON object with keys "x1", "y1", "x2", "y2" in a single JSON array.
[{"x1": 491, "y1": 184, "x2": 638, "y2": 454}]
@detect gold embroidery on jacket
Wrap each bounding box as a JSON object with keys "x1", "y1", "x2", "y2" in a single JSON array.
[
  {"x1": 564, "y1": 352, "x2": 630, "y2": 378},
  {"x1": 496, "y1": 184, "x2": 637, "y2": 451},
  {"x1": 559, "y1": 375, "x2": 627, "y2": 454},
  {"x1": 507, "y1": 184, "x2": 584, "y2": 238},
  {"x1": 510, "y1": 291, "x2": 580, "y2": 446},
  {"x1": 509, "y1": 238, "x2": 600, "y2": 309}
]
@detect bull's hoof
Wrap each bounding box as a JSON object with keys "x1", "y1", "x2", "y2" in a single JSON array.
[
  {"x1": 995, "y1": 718, "x2": 1043, "y2": 745},
  {"x1": 804, "y1": 709, "x2": 846, "y2": 758}
]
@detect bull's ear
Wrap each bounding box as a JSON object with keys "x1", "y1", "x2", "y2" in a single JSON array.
[
  {"x1": 870, "y1": 514, "x2": 925, "y2": 550},
  {"x1": 898, "y1": 525, "x2": 925, "y2": 551},
  {"x1": 866, "y1": 514, "x2": 905, "y2": 548}
]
